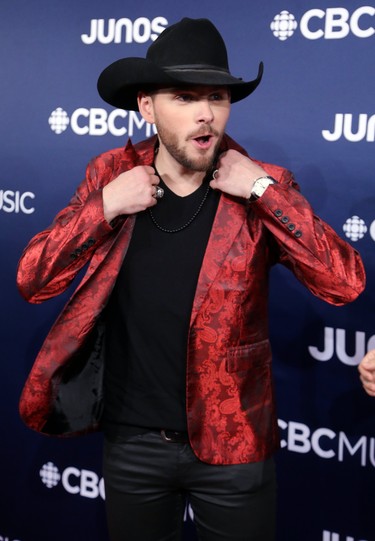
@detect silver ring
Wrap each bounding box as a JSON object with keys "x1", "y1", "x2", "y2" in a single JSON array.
[
  {"x1": 154, "y1": 186, "x2": 164, "y2": 199},
  {"x1": 212, "y1": 169, "x2": 219, "y2": 180}
]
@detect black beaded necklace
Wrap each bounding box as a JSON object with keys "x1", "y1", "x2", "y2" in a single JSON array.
[{"x1": 148, "y1": 167, "x2": 211, "y2": 234}]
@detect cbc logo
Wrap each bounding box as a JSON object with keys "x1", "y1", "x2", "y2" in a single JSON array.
[
  {"x1": 343, "y1": 216, "x2": 375, "y2": 242},
  {"x1": 271, "y1": 6, "x2": 375, "y2": 41},
  {"x1": 39, "y1": 461, "x2": 105, "y2": 499},
  {"x1": 48, "y1": 107, "x2": 156, "y2": 137},
  {"x1": 270, "y1": 11, "x2": 298, "y2": 40},
  {"x1": 39, "y1": 460, "x2": 196, "y2": 520}
]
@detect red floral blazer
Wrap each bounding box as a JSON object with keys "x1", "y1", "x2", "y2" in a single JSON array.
[{"x1": 16, "y1": 135, "x2": 365, "y2": 465}]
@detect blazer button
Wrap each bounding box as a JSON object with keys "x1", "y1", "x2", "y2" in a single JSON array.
[
  {"x1": 274, "y1": 209, "x2": 283, "y2": 217},
  {"x1": 287, "y1": 223, "x2": 295, "y2": 231},
  {"x1": 294, "y1": 230, "x2": 302, "y2": 238},
  {"x1": 281, "y1": 216, "x2": 289, "y2": 223}
]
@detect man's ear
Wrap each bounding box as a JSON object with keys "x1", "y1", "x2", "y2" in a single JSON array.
[{"x1": 137, "y1": 92, "x2": 155, "y2": 123}]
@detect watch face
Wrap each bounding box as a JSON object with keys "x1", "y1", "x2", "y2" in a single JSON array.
[
  {"x1": 252, "y1": 177, "x2": 274, "y2": 198},
  {"x1": 254, "y1": 178, "x2": 268, "y2": 193},
  {"x1": 258, "y1": 178, "x2": 268, "y2": 188}
]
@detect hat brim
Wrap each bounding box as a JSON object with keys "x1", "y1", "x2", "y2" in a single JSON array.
[{"x1": 97, "y1": 58, "x2": 263, "y2": 111}]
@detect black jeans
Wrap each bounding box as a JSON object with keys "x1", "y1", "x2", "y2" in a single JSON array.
[{"x1": 103, "y1": 431, "x2": 276, "y2": 541}]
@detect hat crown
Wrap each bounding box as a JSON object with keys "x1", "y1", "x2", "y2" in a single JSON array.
[
  {"x1": 97, "y1": 17, "x2": 263, "y2": 111},
  {"x1": 146, "y1": 18, "x2": 229, "y2": 72}
]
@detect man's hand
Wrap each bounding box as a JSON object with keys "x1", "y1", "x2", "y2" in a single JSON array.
[
  {"x1": 103, "y1": 165, "x2": 160, "y2": 223},
  {"x1": 209, "y1": 149, "x2": 269, "y2": 199},
  {"x1": 358, "y1": 349, "x2": 375, "y2": 396}
]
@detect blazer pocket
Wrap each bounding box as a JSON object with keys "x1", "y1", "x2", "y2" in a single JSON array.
[
  {"x1": 226, "y1": 340, "x2": 273, "y2": 418},
  {"x1": 226, "y1": 339, "x2": 271, "y2": 374}
]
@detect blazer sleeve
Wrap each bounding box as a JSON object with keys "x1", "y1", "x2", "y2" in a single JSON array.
[
  {"x1": 16, "y1": 155, "x2": 120, "y2": 304},
  {"x1": 251, "y1": 168, "x2": 366, "y2": 305}
]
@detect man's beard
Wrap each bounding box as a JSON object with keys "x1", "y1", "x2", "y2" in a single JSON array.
[{"x1": 155, "y1": 120, "x2": 222, "y2": 172}]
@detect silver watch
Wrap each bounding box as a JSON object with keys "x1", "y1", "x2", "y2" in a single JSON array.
[{"x1": 249, "y1": 176, "x2": 275, "y2": 200}]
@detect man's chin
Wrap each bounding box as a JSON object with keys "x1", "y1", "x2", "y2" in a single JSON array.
[{"x1": 188, "y1": 150, "x2": 217, "y2": 172}]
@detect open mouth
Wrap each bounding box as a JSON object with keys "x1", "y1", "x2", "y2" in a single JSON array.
[
  {"x1": 196, "y1": 135, "x2": 211, "y2": 143},
  {"x1": 193, "y1": 134, "x2": 213, "y2": 148}
]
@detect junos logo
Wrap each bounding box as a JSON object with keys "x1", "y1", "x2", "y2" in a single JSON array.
[
  {"x1": 271, "y1": 7, "x2": 375, "y2": 40},
  {"x1": 322, "y1": 114, "x2": 375, "y2": 142},
  {"x1": 278, "y1": 419, "x2": 375, "y2": 468},
  {"x1": 48, "y1": 107, "x2": 157, "y2": 137},
  {"x1": 0, "y1": 189, "x2": 35, "y2": 214},
  {"x1": 323, "y1": 531, "x2": 368, "y2": 541},
  {"x1": 81, "y1": 16, "x2": 168, "y2": 45},
  {"x1": 308, "y1": 327, "x2": 375, "y2": 366},
  {"x1": 343, "y1": 216, "x2": 375, "y2": 243}
]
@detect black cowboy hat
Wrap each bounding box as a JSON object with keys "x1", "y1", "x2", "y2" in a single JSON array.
[{"x1": 97, "y1": 17, "x2": 263, "y2": 111}]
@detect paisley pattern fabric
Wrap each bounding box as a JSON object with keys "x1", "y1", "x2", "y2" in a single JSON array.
[{"x1": 16, "y1": 135, "x2": 365, "y2": 464}]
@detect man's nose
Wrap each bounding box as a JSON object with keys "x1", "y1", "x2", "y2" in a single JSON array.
[{"x1": 196, "y1": 100, "x2": 214, "y2": 123}]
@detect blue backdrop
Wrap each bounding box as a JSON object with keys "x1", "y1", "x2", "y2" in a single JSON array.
[{"x1": 1, "y1": 1, "x2": 374, "y2": 540}]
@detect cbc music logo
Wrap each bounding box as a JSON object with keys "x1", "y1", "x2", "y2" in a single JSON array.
[
  {"x1": 39, "y1": 461, "x2": 105, "y2": 499},
  {"x1": 278, "y1": 419, "x2": 375, "y2": 468},
  {"x1": 271, "y1": 6, "x2": 375, "y2": 41},
  {"x1": 48, "y1": 107, "x2": 157, "y2": 137},
  {"x1": 0, "y1": 189, "x2": 35, "y2": 214}
]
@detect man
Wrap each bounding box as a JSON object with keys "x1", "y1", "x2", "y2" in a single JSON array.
[
  {"x1": 17, "y1": 18, "x2": 365, "y2": 541},
  {"x1": 359, "y1": 350, "x2": 375, "y2": 396}
]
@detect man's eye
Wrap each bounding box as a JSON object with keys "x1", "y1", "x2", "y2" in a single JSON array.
[
  {"x1": 210, "y1": 93, "x2": 226, "y2": 101},
  {"x1": 176, "y1": 94, "x2": 192, "y2": 102}
]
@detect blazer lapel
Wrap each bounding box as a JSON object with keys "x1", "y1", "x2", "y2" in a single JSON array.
[{"x1": 190, "y1": 194, "x2": 248, "y2": 326}]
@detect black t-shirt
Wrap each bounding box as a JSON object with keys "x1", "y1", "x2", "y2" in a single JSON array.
[{"x1": 103, "y1": 177, "x2": 220, "y2": 440}]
